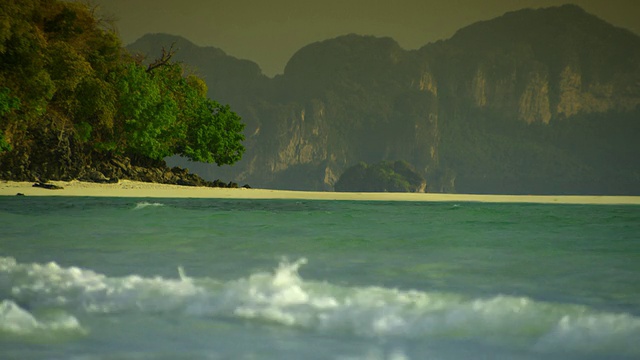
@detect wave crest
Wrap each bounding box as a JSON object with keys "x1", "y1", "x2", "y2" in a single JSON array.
[
  {"x1": 133, "y1": 202, "x2": 165, "y2": 210},
  {"x1": 0, "y1": 300, "x2": 85, "y2": 337},
  {"x1": 1, "y1": 256, "x2": 639, "y2": 356}
]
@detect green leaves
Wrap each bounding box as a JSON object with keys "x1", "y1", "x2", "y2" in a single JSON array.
[
  {"x1": 110, "y1": 61, "x2": 245, "y2": 165},
  {"x1": 112, "y1": 63, "x2": 177, "y2": 159},
  {"x1": 0, "y1": 87, "x2": 19, "y2": 153},
  {"x1": 0, "y1": 87, "x2": 19, "y2": 116},
  {"x1": 0, "y1": 0, "x2": 246, "y2": 175},
  {"x1": 178, "y1": 99, "x2": 245, "y2": 164}
]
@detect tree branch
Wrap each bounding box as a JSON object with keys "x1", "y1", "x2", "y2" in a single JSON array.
[{"x1": 146, "y1": 43, "x2": 177, "y2": 73}]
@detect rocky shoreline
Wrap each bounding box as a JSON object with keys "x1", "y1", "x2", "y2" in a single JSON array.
[{"x1": 0, "y1": 155, "x2": 248, "y2": 189}]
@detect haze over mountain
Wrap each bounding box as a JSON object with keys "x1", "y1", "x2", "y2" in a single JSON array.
[
  {"x1": 98, "y1": 0, "x2": 640, "y2": 77},
  {"x1": 129, "y1": 5, "x2": 640, "y2": 194}
]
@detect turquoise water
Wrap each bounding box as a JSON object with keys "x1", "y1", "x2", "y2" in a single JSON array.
[{"x1": 1, "y1": 197, "x2": 639, "y2": 359}]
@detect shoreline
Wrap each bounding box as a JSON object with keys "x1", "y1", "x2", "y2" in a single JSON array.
[{"x1": 1, "y1": 180, "x2": 640, "y2": 205}]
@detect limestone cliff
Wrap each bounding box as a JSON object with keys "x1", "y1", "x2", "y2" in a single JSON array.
[
  {"x1": 130, "y1": 5, "x2": 640, "y2": 194},
  {"x1": 428, "y1": 5, "x2": 640, "y2": 124},
  {"x1": 197, "y1": 34, "x2": 443, "y2": 191}
]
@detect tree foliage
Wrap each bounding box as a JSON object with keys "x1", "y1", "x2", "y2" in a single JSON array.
[
  {"x1": 0, "y1": 0, "x2": 245, "y2": 179},
  {"x1": 0, "y1": 87, "x2": 19, "y2": 152}
]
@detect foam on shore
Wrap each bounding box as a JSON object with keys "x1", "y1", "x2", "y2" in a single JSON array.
[{"x1": 1, "y1": 180, "x2": 639, "y2": 205}]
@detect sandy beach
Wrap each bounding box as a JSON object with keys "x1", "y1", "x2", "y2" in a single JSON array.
[{"x1": 0, "y1": 179, "x2": 639, "y2": 205}]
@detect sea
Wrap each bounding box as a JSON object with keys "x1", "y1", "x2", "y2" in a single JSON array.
[{"x1": 0, "y1": 196, "x2": 639, "y2": 360}]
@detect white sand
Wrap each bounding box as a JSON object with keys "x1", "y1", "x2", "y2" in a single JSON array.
[{"x1": 1, "y1": 180, "x2": 639, "y2": 204}]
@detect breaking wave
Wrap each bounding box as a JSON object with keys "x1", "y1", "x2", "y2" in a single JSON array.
[
  {"x1": 0, "y1": 300, "x2": 85, "y2": 337},
  {"x1": 1, "y1": 256, "x2": 639, "y2": 356},
  {"x1": 133, "y1": 201, "x2": 166, "y2": 210}
]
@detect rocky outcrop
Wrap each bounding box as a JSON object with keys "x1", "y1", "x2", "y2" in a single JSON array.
[
  {"x1": 32, "y1": 182, "x2": 64, "y2": 190},
  {"x1": 0, "y1": 152, "x2": 245, "y2": 189},
  {"x1": 335, "y1": 161, "x2": 426, "y2": 192}
]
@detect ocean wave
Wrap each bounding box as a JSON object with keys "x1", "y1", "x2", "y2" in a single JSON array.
[
  {"x1": 0, "y1": 299, "x2": 85, "y2": 337},
  {"x1": 133, "y1": 202, "x2": 165, "y2": 210},
  {"x1": 1, "y1": 256, "x2": 639, "y2": 356},
  {"x1": 0, "y1": 257, "x2": 202, "y2": 314}
]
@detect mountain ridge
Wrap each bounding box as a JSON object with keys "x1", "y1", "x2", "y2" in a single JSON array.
[{"x1": 128, "y1": 5, "x2": 640, "y2": 194}]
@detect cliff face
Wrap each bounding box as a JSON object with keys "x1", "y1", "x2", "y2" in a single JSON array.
[
  {"x1": 152, "y1": 34, "x2": 442, "y2": 191},
  {"x1": 427, "y1": 5, "x2": 640, "y2": 124},
  {"x1": 130, "y1": 5, "x2": 640, "y2": 194}
]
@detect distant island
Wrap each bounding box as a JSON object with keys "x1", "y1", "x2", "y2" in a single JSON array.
[{"x1": 0, "y1": 0, "x2": 245, "y2": 188}]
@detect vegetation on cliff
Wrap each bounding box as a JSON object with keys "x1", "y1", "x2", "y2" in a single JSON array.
[{"x1": 0, "y1": 0, "x2": 245, "y2": 182}]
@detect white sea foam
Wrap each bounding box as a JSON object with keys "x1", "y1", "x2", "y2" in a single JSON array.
[
  {"x1": 1, "y1": 256, "x2": 203, "y2": 313},
  {"x1": 133, "y1": 202, "x2": 165, "y2": 210},
  {"x1": 1, "y1": 256, "x2": 639, "y2": 356},
  {"x1": 0, "y1": 300, "x2": 85, "y2": 336},
  {"x1": 534, "y1": 312, "x2": 640, "y2": 355},
  {"x1": 338, "y1": 348, "x2": 411, "y2": 360}
]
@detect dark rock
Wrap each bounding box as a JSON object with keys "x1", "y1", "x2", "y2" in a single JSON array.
[
  {"x1": 162, "y1": 171, "x2": 174, "y2": 183},
  {"x1": 171, "y1": 166, "x2": 188, "y2": 176},
  {"x1": 16, "y1": 193, "x2": 25, "y2": 196},
  {"x1": 176, "y1": 179, "x2": 197, "y2": 186},
  {"x1": 32, "y1": 182, "x2": 64, "y2": 190},
  {"x1": 88, "y1": 170, "x2": 109, "y2": 183},
  {"x1": 111, "y1": 157, "x2": 130, "y2": 172},
  {"x1": 0, "y1": 143, "x2": 239, "y2": 191},
  {"x1": 335, "y1": 160, "x2": 426, "y2": 193},
  {"x1": 242, "y1": 184, "x2": 251, "y2": 189}
]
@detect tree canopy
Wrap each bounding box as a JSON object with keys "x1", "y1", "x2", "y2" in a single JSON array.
[{"x1": 0, "y1": 0, "x2": 244, "y2": 180}]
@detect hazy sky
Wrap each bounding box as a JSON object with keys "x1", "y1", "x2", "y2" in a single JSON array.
[{"x1": 93, "y1": 0, "x2": 640, "y2": 76}]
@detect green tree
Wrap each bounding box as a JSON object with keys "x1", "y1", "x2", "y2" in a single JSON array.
[
  {"x1": 0, "y1": 0, "x2": 246, "y2": 179},
  {"x1": 178, "y1": 98, "x2": 245, "y2": 164},
  {"x1": 0, "y1": 87, "x2": 20, "y2": 153},
  {"x1": 112, "y1": 62, "x2": 179, "y2": 159}
]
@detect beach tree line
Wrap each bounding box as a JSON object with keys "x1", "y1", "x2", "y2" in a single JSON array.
[{"x1": 0, "y1": 0, "x2": 244, "y2": 180}]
